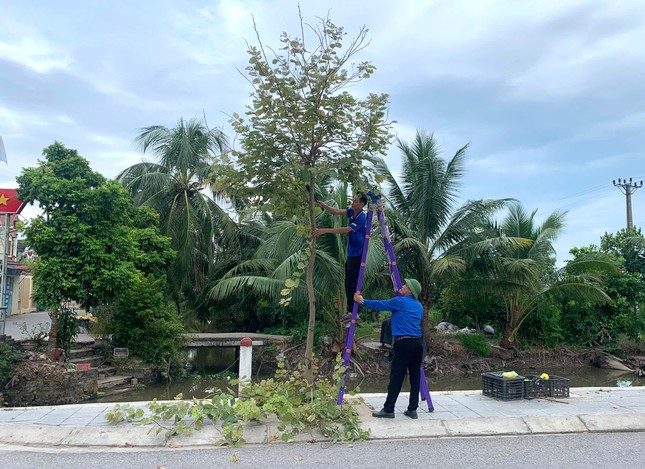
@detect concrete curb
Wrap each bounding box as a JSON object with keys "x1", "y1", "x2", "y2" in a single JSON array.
[
  {"x1": 1, "y1": 388, "x2": 644, "y2": 448},
  {"x1": 2, "y1": 411, "x2": 644, "y2": 448}
]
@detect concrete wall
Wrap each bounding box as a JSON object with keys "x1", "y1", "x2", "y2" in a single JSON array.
[{"x1": 12, "y1": 274, "x2": 36, "y2": 314}]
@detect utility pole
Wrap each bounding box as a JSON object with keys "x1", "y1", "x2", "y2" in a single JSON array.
[{"x1": 613, "y1": 178, "x2": 643, "y2": 230}]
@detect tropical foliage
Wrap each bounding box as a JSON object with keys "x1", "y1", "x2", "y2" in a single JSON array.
[
  {"x1": 562, "y1": 229, "x2": 645, "y2": 346},
  {"x1": 17, "y1": 142, "x2": 174, "y2": 349},
  {"x1": 111, "y1": 275, "x2": 185, "y2": 370},
  {"x1": 462, "y1": 203, "x2": 618, "y2": 347},
  {"x1": 117, "y1": 117, "x2": 244, "y2": 317}
]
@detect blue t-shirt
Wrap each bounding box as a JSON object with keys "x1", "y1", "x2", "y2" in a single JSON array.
[
  {"x1": 362, "y1": 295, "x2": 423, "y2": 337},
  {"x1": 346, "y1": 208, "x2": 366, "y2": 257}
]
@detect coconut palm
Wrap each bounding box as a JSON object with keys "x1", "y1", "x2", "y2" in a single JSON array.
[
  {"x1": 467, "y1": 203, "x2": 617, "y2": 347},
  {"x1": 117, "y1": 117, "x2": 238, "y2": 311},
  {"x1": 208, "y1": 184, "x2": 389, "y2": 337},
  {"x1": 373, "y1": 131, "x2": 516, "y2": 340}
]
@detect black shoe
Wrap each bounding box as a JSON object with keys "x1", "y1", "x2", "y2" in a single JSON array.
[
  {"x1": 372, "y1": 409, "x2": 395, "y2": 419},
  {"x1": 404, "y1": 410, "x2": 418, "y2": 419}
]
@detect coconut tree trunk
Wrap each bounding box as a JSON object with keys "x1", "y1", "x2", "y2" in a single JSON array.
[
  {"x1": 419, "y1": 288, "x2": 433, "y2": 349},
  {"x1": 499, "y1": 326, "x2": 513, "y2": 349}
]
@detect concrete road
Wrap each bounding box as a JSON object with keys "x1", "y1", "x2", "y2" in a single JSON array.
[
  {"x1": 3, "y1": 311, "x2": 93, "y2": 342},
  {"x1": 1, "y1": 432, "x2": 643, "y2": 469},
  {"x1": 2, "y1": 311, "x2": 51, "y2": 340}
]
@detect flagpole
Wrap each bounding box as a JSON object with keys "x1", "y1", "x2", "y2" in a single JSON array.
[{"x1": 0, "y1": 213, "x2": 10, "y2": 335}]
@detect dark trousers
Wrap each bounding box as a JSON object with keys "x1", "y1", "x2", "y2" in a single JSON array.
[
  {"x1": 345, "y1": 256, "x2": 361, "y2": 313},
  {"x1": 383, "y1": 338, "x2": 423, "y2": 412}
]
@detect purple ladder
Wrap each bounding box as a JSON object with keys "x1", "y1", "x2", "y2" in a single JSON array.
[{"x1": 336, "y1": 191, "x2": 434, "y2": 411}]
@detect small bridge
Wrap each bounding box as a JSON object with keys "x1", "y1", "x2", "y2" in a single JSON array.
[{"x1": 181, "y1": 332, "x2": 292, "y2": 348}]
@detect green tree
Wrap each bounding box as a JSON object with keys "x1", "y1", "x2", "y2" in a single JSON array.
[
  {"x1": 111, "y1": 275, "x2": 184, "y2": 369},
  {"x1": 116, "y1": 117, "x2": 237, "y2": 316},
  {"x1": 563, "y1": 229, "x2": 645, "y2": 345},
  {"x1": 214, "y1": 13, "x2": 393, "y2": 380},
  {"x1": 17, "y1": 142, "x2": 173, "y2": 350},
  {"x1": 373, "y1": 131, "x2": 513, "y2": 344},
  {"x1": 472, "y1": 203, "x2": 617, "y2": 347}
]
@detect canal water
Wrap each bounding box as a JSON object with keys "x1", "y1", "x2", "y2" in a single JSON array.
[{"x1": 96, "y1": 347, "x2": 645, "y2": 403}]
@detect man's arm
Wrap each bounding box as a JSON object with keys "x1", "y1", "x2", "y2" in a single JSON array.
[
  {"x1": 354, "y1": 293, "x2": 403, "y2": 312},
  {"x1": 313, "y1": 226, "x2": 352, "y2": 237},
  {"x1": 316, "y1": 200, "x2": 347, "y2": 216}
]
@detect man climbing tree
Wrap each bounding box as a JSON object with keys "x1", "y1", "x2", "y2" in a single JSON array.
[{"x1": 314, "y1": 192, "x2": 368, "y2": 326}]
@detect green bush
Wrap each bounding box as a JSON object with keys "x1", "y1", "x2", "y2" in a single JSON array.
[
  {"x1": 0, "y1": 341, "x2": 22, "y2": 386},
  {"x1": 55, "y1": 305, "x2": 80, "y2": 354},
  {"x1": 111, "y1": 275, "x2": 184, "y2": 371},
  {"x1": 459, "y1": 334, "x2": 490, "y2": 357},
  {"x1": 438, "y1": 286, "x2": 505, "y2": 331}
]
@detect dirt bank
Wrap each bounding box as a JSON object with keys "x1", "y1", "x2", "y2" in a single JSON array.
[{"x1": 275, "y1": 336, "x2": 645, "y2": 379}]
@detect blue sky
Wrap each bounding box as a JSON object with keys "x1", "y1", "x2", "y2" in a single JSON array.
[{"x1": 1, "y1": 0, "x2": 644, "y2": 264}]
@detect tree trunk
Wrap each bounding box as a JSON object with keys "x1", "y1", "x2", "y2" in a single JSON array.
[
  {"x1": 500, "y1": 302, "x2": 521, "y2": 348},
  {"x1": 304, "y1": 176, "x2": 317, "y2": 383},
  {"x1": 47, "y1": 308, "x2": 59, "y2": 352},
  {"x1": 420, "y1": 288, "x2": 433, "y2": 349},
  {"x1": 499, "y1": 326, "x2": 513, "y2": 349}
]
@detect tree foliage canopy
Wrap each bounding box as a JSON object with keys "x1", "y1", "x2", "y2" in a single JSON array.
[
  {"x1": 17, "y1": 142, "x2": 173, "y2": 310},
  {"x1": 215, "y1": 14, "x2": 393, "y2": 215}
]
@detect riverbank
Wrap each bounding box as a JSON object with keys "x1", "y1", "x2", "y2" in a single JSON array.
[{"x1": 277, "y1": 334, "x2": 645, "y2": 381}]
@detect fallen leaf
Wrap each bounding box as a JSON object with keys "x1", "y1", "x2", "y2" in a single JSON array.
[
  {"x1": 169, "y1": 443, "x2": 181, "y2": 448},
  {"x1": 123, "y1": 442, "x2": 134, "y2": 448},
  {"x1": 231, "y1": 455, "x2": 239, "y2": 462},
  {"x1": 294, "y1": 455, "x2": 304, "y2": 461}
]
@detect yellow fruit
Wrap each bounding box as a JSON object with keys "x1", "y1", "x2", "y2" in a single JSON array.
[{"x1": 540, "y1": 373, "x2": 550, "y2": 380}]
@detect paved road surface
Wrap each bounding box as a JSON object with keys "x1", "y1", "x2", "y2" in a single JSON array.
[{"x1": 1, "y1": 432, "x2": 643, "y2": 469}]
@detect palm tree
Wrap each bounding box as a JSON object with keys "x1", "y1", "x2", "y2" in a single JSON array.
[
  {"x1": 208, "y1": 184, "x2": 390, "y2": 339},
  {"x1": 117, "y1": 117, "x2": 238, "y2": 312},
  {"x1": 374, "y1": 131, "x2": 514, "y2": 341},
  {"x1": 468, "y1": 203, "x2": 617, "y2": 347}
]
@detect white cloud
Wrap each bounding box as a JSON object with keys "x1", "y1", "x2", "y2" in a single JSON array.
[
  {"x1": 0, "y1": 35, "x2": 72, "y2": 74},
  {"x1": 0, "y1": 107, "x2": 50, "y2": 134}
]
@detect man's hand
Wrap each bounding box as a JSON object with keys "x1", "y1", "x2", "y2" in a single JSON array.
[
  {"x1": 313, "y1": 228, "x2": 327, "y2": 237},
  {"x1": 354, "y1": 292, "x2": 364, "y2": 305},
  {"x1": 316, "y1": 200, "x2": 325, "y2": 209}
]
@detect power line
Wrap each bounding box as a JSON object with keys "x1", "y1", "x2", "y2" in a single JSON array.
[{"x1": 535, "y1": 183, "x2": 614, "y2": 214}]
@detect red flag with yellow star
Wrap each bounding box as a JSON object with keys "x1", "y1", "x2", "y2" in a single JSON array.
[{"x1": 0, "y1": 189, "x2": 26, "y2": 214}]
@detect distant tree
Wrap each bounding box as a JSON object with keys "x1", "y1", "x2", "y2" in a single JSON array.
[
  {"x1": 117, "y1": 117, "x2": 237, "y2": 316},
  {"x1": 214, "y1": 13, "x2": 392, "y2": 381},
  {"x1": 563, "y1": 228, "x2": 645, "y2": 345},
  {"x1": 471, "y1": 203, "x2": 617, "y2": 347},
  {"x1": 17, "y1": 142, "x2": 173, "y2": 350}
]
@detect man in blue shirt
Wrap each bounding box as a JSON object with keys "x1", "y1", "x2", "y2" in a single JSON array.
[
  {"x1": 314, "y1": 192, "x2": 368, "y2": 325},
  {"x1": 354, "y1": 278, "x2": 424, "y2": 419}
]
